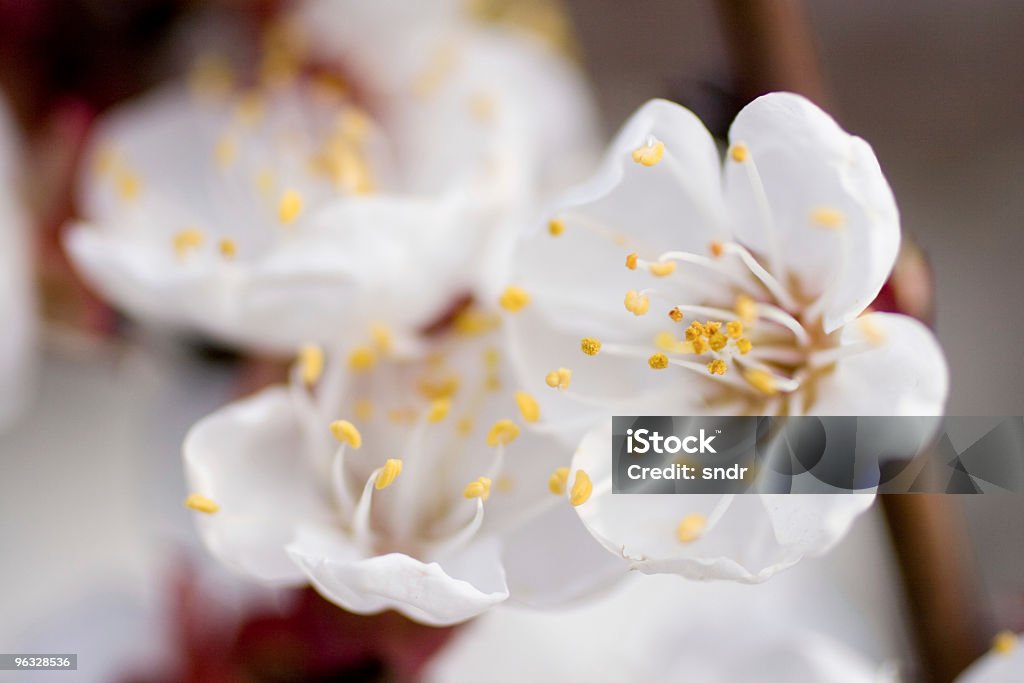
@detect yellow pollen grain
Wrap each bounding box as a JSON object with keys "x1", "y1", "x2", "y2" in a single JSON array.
[
  {"x1": 184, "y1": 493, "x2": 220, "y2": 514},
  {"x1": 992, "y1": 630, "x2": 1018, "y2": 655},
  {"x1": 729, "y1": 143, "x2": 749, "y2": 162},
  {"x1": 544, "y1": 367, "x2": 572, "y2": 391},
  {"x1": 631, "y1": 139, "x2": 665, "y2": 167},
  {"x1": 744, "y1": 368, "x2": 779, "y2": 395},
  {"x1": 548, "y1": 218, "x2": 565, "y2": 236},
  {"x1": 708, "y1": 332, "x2": 728, "y2": 352},
  {"x1": 810, "y1": 206, "x2": 846, "y2": 229},
  {"x1": 486, "y1": 419, "x2": 520, "y2": 447},
  {"x1": 354, "y1": 399, "x2": 374, "y2": 421},
  {"x1": 218, "y1": 238, "x2": 237, "y2": 259},
  {"x1": 375, "y1": 459, "x2": 403, "y2": 490},
  {"x1": 116, "y1": 169, "x2": 141, "y2": 200},
  {"x1": 648, "y1": 352, "x2": 669, "y2": 370},
  {"x1": 548, "y1": 467, "x2": 570, "y2": 495},
  {"x1": 625, "y1": 252, "x2": 639, "y2": 270},
  {"x1": 463, "y1": 476, "x2": 492, "y2": 500},
  {"x1": 726, "y1": 321, "x2": 743, "y2": 339},
  {"x1": 669, "y1": 307, "x2": 683, "y2": 323},
  {"x1": 330, "y1": 420, "x2": 362, "y2": 448},
  {"x1": 737, "y1": 338, "x2": 753, "y2": 355},
  {"x1": 569, "y1": 470, "x2": 592, "y2": 506},
  {"x1": 277, "y1": 189, "x2": 303, "y2": 225},
  {"x1": 707, "y1": 359, "x2": 727, "y2": 376},
  {"x1": 736, "y1": 294, "x2": 757, "y2": 323},
  {"x1": 648, "y1": 260, "x2": 677, "y2": 277},
  {"x1": 624, "y1": 289, "x2": 650, "y2": 316},
  {"x1": 173, "y1": 228, "x2": 205, "y2": 258},
  {"x1": 213, "y1": 135, "x2": 237, "y2": 169},
  {"x1": 709, "y1": 241, "x2": 724, "y2": 258},
  {"x1": 676, "y1": 513, "x2": 707, "y2": 543},
  {"x1": 580, "y1": 337, "x2": 602, "y2": 356},
  {"x1": 296, "y1": 344, "x2": 324, "y2": 386},
  {"x1": 347, "y1": 346, "x2": 377, "y2": 372},
  {"x1": 499, "y1": 285, "x2": 530, "y2": 312},
  {"x1": 426, "y1": 399, "x2": 450, "y2": 423},
  {"x1": 514, "y1": 391, "x2": 541, "y2": 423}
]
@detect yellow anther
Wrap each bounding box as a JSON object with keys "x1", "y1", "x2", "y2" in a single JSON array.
[
  {"x1": 173, "y1": 228, "x2": 205, "y2": 258},
  {"x1": 744, "y1": 368, "x2": 779, "y2": 395},
  {"x1": 648, "y1": 352, "x2": 669, "y2": 370},
  {"x1": 255, "y1": 168, "x2": 275, "y2": 197},
  {"x1": 499, "y1": 285, "x2": 531, "y2": 312},
  {"x1": 213, "y1": 135, "x2": 237, "y2": 169},
  {"x1": 330, "y1": 420, "x2": 362, "y2": 448},
  {"x1": 548, "y1": 467, "x2": 570, "y2": 495},
  {"x1": 705, "y1": 321, "x2": 723, "y2": 335},
  {"x1": 625, "y1": 252, "x2": 639, "y2": 270},
  {"x1": 116, "y1": 169, "x2": 141, "y2": 200},
  {"x1": 735, "y1": 294, "x2": 757, "y2": 323},
  {"x1": 463, "y1": 476, "x2": 492, "y2": 500},
  {"x1": 544, "y1": 368, "x2": 572, "y2": 391},
  {"x1": 218, "y1": 238, "x2": 237, "y2": 259},
  {"x1": 580, "y1": 337, "x2": 602, "y2": 356},
  {"x1": 707, "y1": 359, "x2": 727, "y2": 376},
  {"x1": 992, "y1": 630, "x2": 1018, "y2": 655},
  {"x1": 486, "y1": 419, "x2": 520, "y2": 447},
  {"x1": 418, "y1": 374, "x2": 461, "y2": 401},
  {"x1": 648, "y1": 260, "x2": 677, "y2": 277},
  {"x1": 810, "y1": 206, "x2": 846, "y2": 229},
  {"x1": 729, "y1": 143, "x2": 749, "y2": 162},
  {"x1": 514, "y1": 391, "x2": 541, "y2": 423},
  {"x1": 469, "y1": 92, "x2": 496, "y2": 122},
  {"x1": 691, "y1": 337, "x2": 709, "y2": 354},
  {"x1": 456, "y1": 417, "x2": 474, "y2": 436},
  {"x1": 426, "y1": 399, "x2": 450, "y2": 423},
  {"x1": 676, "y1": 513, "x2": 707, "y2": 543},
  {"x1": 354, "y1": 399, "x2": 374, "y2": 421},
  {"x1": 184, "y1": 493, "x2": 220, "y2": 514},
  {"x1": 375, "y1": 459, "x2": 403, "y2": 490},
  {"x1": 708, "y1": 332, "x2": 728, "y2": 352},
  {"x1": 347, "y1": 346, "x2": 377, "y2": 372},
  {"x1": 569, "y1": 470, "x2": 592, "y2": 506},
  {"x1": 859, "y1": 317, "x2": 886, "y2": 345},
  {"x1": 277, "y1": 189, "x2": 303, "y2": 225},
  {"x1": 668, "y1": 307, "x2": 683, "y2": 323},
  {"x1": 736, "y1": 338, "x2": 753, "y2": 355},
  {"x1": 709, "y1": 240, "x2": 725, "y2": 258},
  {"x1": 624, "y1": 289, "x2": 650, "y2": 316},
  {"x1": 548, "y1": 219, "x2": 565, "y2": 236},
  {"x1": 370, "y1": 324, "x2": 393, "y2": 354},
  {"x1": 297, "y1": 344, "x2": 324, "y2": 385},
  {"x1": 726, "y1": 321, "x2": 743, "y2": 339},
  {"x1": 631, "y1": 139, "x2": 665, "y2": 166},
  {"x1": 688, "y1": 320, "x2": 707, "y2": 337}
]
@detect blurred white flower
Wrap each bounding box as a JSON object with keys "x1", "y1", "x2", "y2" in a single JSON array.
[
  {"x1": 956, "y1": 632, "x2": 1022, "y2": 683},
  {"x1": 501, "y1": 93, "x2": 949, "y2": 581},
  {"x1": 183, "y1": 324, "x2": 621, "y2": 626},
  {"x1": 66, "y1": 4, "x2": 598, "y2": 353},
  {"x1": 0, "y1": 91, "x2": 36, "y2": 429}
]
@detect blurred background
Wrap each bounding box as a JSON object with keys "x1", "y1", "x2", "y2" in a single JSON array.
[{"x1": 0, "y1": 1, "x2": 1021, "y2": 681}]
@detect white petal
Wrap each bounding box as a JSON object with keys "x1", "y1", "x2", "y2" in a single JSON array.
[
  {"x1": 183, "y1": 386, "x2": 334, "y2": 583},
  {"x1": 810, "y1": 312, "x2": 949, "y2": 416},
  {"x1": 500, "y1": 497, "x2": 627, "y2": 607},
  {"x1": 570, "y1": 421, "x2": 871, "y2": 582},
  {"x1": 287, "y1": 525, "x2": 509, "y2": 626},
  {"x1": 726, "y1": 92, "x2": 900, "y2": 332},
  {"x1": 956, "y1": 638, "x2": 1024, "y2": 683}
]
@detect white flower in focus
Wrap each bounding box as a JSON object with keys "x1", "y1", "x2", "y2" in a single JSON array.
[
  {"x1": 183, "y1": 324, "x2": 622, "y2": 626},
  {"x1": 0, "y1": 92, "x2": 35, "y2": 429},
  {"x1": 502, "y1": 93, "x2": 949, "y2": 581},
  {"x1": 956, "y1": 632, "x2": 1023, "y2": 683},
  {"x1": 65, "y1": 4, "x2": 598, "y2": 353}
]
